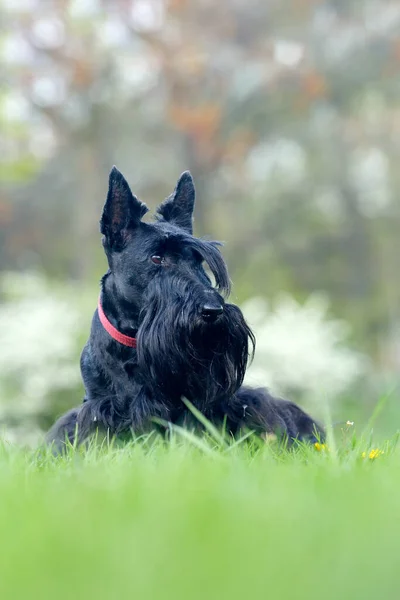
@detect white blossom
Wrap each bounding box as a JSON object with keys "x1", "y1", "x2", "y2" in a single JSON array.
[
  {"x1": 242, "y1": 294, "x2": 366, "y2": 406},
  {"x1": 0, "y1": 272, "x2": 83, "y2": 423}
]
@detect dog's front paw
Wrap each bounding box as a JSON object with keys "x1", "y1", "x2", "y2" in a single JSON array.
[
  {"x1": 273, "y1": 399, "x2": 324, "y2": 443},
  {"x1": 233, "y1": 387, "x2": 324, "y2": 444}
]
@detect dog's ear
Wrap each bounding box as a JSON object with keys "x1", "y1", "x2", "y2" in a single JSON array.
[
  {"x1": 156, "y1": 171, "x2": 195, "y2": 233},
  {"x1": 100, "y1": 166, "x2": 148, "y2": 249}
]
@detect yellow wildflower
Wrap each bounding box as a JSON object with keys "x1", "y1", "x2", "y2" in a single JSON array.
[
  {"x1": 314, "y1": 442, "x2": 327, "y2": 452},
  {"x1": 346, "y1": 421, "x2": 354, "y2": 426},
  {"x1": 361, "y1": 448, "x2": 384, "y2": 460}
]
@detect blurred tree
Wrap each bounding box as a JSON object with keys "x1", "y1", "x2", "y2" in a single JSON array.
[{"x1": 1, "y1": 0, "x2": 400, "y2": 366}]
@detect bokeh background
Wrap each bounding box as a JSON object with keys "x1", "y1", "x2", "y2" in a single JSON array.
[{"x1": 1, "y1": 0, "x2": 400, "y2": 444}]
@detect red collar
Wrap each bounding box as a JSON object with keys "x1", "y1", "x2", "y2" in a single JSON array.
[{"x1": 97, "y1": 298, "x2": 137, "y2": 348}]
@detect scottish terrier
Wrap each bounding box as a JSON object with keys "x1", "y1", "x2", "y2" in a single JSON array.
[{"x1": 46, "y1": 167, "x2": 323, "y2": 451}]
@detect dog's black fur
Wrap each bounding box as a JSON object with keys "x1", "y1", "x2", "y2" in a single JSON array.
[{"x1": 46, "y1": 167, "x2": 323, "y2": 451}]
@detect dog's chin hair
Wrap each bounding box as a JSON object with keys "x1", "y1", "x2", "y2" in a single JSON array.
[{"x1": 136, "y1": 303, "x2": 255, "y2": 408}]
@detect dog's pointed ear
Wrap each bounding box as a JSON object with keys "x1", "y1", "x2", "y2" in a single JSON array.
[
  {"x1": 100, "y1": 166, "x2": 148, "y2": 249},
  {"x1": 156, "y1": 171, "x2": 195, "y2": 233}
]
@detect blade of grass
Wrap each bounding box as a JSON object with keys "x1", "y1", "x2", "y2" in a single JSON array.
[
  {"x1": 363, "y1": 387, "x2": 396, "y2": 435},
  {"x1": 182, "y1": 398, "x2": 227, "y2": 447},
  {"x1": 165, "y1": 423, "x2": 222, "y2": 458}
]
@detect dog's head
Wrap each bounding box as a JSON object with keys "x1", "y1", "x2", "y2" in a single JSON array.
[
  {"x1": 100, "y1": 167, "x2": 254, "y2": 402},
  {"x1": 101, "y1": 166, "x2": 230, "y2": 319}
]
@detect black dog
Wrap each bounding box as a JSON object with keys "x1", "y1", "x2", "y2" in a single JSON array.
[{"x1": 46, "y1": 167, "x2": 323, "y2": 451}]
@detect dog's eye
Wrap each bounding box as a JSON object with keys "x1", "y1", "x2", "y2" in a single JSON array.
[{"x1": 151, "y1": 255, "x2": 163, "y2": 265}]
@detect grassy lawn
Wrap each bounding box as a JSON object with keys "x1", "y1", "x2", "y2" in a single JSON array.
[{"x1": 0, "y1": 427, "x2": 398, "y2": 600}]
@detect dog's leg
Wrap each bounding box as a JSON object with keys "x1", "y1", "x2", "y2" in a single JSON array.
[
  {"x1": 45, "y1": 403, "x2": 96, "y2": 454},
  {"x1": 45, "y1": 407, "x2": 80, "y2": 453},
  {"x1": 224, "y1": 386, "x2": 324, "y2": 443}
]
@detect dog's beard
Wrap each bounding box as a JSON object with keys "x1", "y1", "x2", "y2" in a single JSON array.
[{"x1": 136, "y1": 287, "x2": 255, "y2": 410}]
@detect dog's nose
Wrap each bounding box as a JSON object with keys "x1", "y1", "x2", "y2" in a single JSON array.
[{"x1": 201, "y1": 304, "x2": 224, "y2": 322}]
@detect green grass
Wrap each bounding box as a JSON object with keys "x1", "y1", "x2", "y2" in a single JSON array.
[{"x1": 0, "y1": 427, "x2": 398, "y2": 600}]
